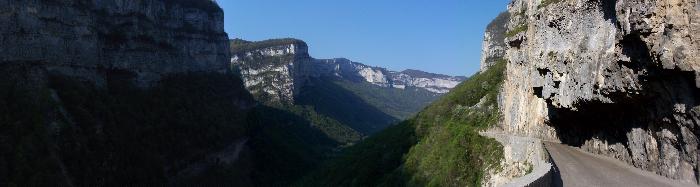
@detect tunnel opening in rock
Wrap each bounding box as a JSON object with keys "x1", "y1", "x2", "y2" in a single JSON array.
[
  {"x1": 544, "y1": 65, "x2": 700, "y2": 181},
  {"x1": 546, "y1": 66, "x2": 700, "y2": 143},
  {"x1": 544, "y1": 26, "x2": 699, "y2": 148},
  {"x1": 544, "y1": 31, "x2": 687, "y2": 147},
  {"x1": 546, "y1": 94, "x2": 651, "y2": 147}
]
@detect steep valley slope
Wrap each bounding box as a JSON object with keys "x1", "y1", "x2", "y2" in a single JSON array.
[
  {"x1": 0, "y1": 0, "x2": 361, "y2": 186},
  {"x1": 298, "y1": 60, "x2": 507, "y2": 187},
  {"x1": 302, "y1": 0, "x2": 700, "y2": 185},
  {"x1": 0, "y1": 1, "x2": 468, "y2": 186},
  {"x1": 297, "y1": 10, "x2": 512, "y2": 187},
  {"x1": 230, "y1": 38, "x2": 467, "y2": 134},
  {"x1": 0, "y1": 0, "x2": 261, "y2": 185},
  {"x1": 3, "y1": 0, "x2": 697, "y2": 186}
]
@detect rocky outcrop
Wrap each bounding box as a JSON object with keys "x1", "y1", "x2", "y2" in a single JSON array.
[
  {"x1": 498, "y1": 0, "x2": 700, "y2": 184},
  {"x1": 0, "y1": 0, "x2": 229, "y2": 86},
  {"x1": 480, "y1": 11, "x2": 510, "y2": 72},
  {"x1": 230, "y1": 39, "x2": 312, "y2": 103},
  {"x1": 231, "y1": 39, "x2": 467, "y2": 103},
  {"x1": 0, "y1": 1, "x2": 247, "y2": 185}
]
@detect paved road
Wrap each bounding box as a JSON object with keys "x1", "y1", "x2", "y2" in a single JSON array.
[{"x1": 545, "y1": 142, "x2": 698, "y2": 187}]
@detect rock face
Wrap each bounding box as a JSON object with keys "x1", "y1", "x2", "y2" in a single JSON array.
[
  {"x1": 229, "y1": 39, "x2": 311, "y2": 103},
  {"x1": 231, "y1": 39, "x2": 467, "y2": 103},
  {"x1": 0, "y1": 1, "x2": 265, "y2": 185},
  {"x1": 498, "y1": 0, "x2": 700, "y2": 184},
  {"x1": 390, "y1": 69, "x2": 466, "y2": 93},
  {"x1": 480, "y1": 11, "x2": 510, "y2": 72},
  {"x1": 0, "y1": 0, "x2": 230, "y2": 85}
]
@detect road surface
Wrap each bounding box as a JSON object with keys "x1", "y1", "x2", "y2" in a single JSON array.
[{"x1": 545, "y1": 142, "x2": 698, "y2": 187}]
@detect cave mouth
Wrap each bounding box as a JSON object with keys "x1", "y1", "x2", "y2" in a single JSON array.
[
  {"x1": 546, "y1": 96, "x2": 650, "y2": 147},
  {"x1": 546, "y1": 27, "x2": 698, "y2": 147},
  {"x1": 545, "y1": 68, "x2": 700, "y2": 148},
  {"x1": 543, "y1": 68, "x2": 700, "y2": 183}
]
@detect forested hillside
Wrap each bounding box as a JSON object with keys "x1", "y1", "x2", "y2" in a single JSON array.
[{"x1": 299, "y1": 60, "x2": 506, "y2": 186}]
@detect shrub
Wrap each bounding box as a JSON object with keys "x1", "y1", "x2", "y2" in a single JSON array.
[
  {"x1": 538, "y1": 0, "x2": 563, "y2": 9},
  {"x1": 506, "y1": 24, "x2": 528, "y2": 37}
]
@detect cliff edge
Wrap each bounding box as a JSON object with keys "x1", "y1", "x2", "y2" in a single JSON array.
[{"x1": 0, "y1": 0, "x2": 229, "y2": 85}]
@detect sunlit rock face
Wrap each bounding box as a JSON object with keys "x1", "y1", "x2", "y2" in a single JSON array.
[
  {"x1": 0, "y1": 0, "x2": 230, "y2": 86},
  {"x1": 480, "y1": 11, "x2": 510, "y2": 72},
  {"x1": 498, "y1": 0, "x2": 700, "y2": 183},
  {"x1": 230, "y1": 39, "x2": 467, "y2": 103}
]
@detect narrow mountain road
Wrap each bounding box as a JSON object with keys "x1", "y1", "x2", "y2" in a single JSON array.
[{"x1": 545, "y1": 142, "x2": 697, "y2": 187}]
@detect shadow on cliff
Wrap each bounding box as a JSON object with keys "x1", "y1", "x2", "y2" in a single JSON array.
[
  {"x1": 547, "y1": 73, "x2": 700, "y2": 149},
  {"x1": 240, "y1": 105, "x2": 342, "y2": 186},
  {"x1": 542, "y1": 31, "x2": 699, "y2": 151},
  {"x1": 0, "y1": 63, "x2": 345, "y2": 186},
  {"x1": 0, "y1": 65, "x2": 269, "y2": 186},
  {"x1": 295, "y1": 77, "x2": 399, "y2": 134}
]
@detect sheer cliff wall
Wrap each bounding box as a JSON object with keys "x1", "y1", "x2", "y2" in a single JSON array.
[{"x1": 498, "y1": 0, "x2": 699, "y2": 183}]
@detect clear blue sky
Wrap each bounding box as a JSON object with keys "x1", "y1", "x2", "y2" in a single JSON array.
[{"x1": 218, "y1": 0, "x2": 510, "y2": 76}]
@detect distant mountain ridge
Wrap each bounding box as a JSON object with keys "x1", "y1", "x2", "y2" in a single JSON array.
[
  {"x1": 230, "y1": 38, "x2": 467, "y2": 102},
  {"x1": 230, "y1": 38, "x2": 465, "y2": 134},
  {"x1": 399, "y1": 69, "x2": 466, "y2": 80}
]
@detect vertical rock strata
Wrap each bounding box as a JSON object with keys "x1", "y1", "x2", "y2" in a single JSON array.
[
  {"x1": 230, "y1": 40, "x2": 310, "y2": 103},
  {"x1": 499, "y1": 0, "x2": 700, "y2": 183},
  {"x1": 0, "y1": 0, "x2": 230, "y2": 85}
]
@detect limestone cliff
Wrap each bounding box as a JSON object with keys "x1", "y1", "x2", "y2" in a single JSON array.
[
  {"x1": 229, "y1": 39, "x2": 307, "y2": 103},
  {"x1": 314, "y1": 58, "x2": 466, "y2": 93},
  {"x1": 0, "y1": 1, "x2": 256, "y2": 186},
  {"x1": 498, "y1": 0, "x2": 699, "y2": 184},
  {"x1": 0, "y1": 0, "x2": 230, "y2": 85},
  {"x1": 230, "y1": 38, "x2": 467, "y2": 103},
  {"x1": 480, "y1": 11, "x2": 510, "y2": 72}
]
